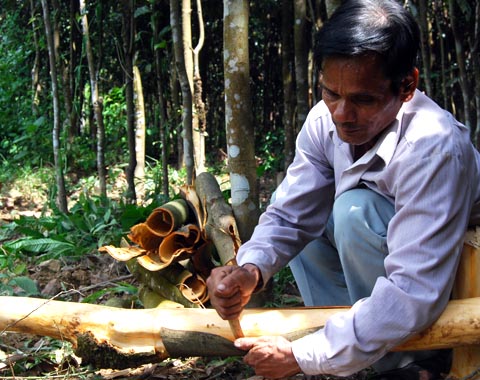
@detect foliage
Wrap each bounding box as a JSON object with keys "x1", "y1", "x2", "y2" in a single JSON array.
[{"x1": 0, "y1": 7, "x2": 49, "y2": 166}]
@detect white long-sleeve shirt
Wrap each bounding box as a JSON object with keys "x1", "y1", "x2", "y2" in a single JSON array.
[{"x1": 237, "y1": 90, "x2": 480, "y2": 376}]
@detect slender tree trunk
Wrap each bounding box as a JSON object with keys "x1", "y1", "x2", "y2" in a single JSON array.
[
  {"x1": 171, "y1": 0, "x2": 194, "y2": 185},
  {"x1": 434, "y1": 1, "x2": 449, "y2": 110},
  {"x1": 449, "y1": 0, "x2": 473, "y2": 129},
  {"x1": 282, "y1": 0, "x2": 296, "y2": 174},
  {"x1": 41, "y1": 0, "x2": 68, "y2": 213},
  {"x1": 133, "y1": 65, "x2": 146, "y2": 202},
  {"x1": 416, "y1": 0, "x2": 433, "y2": 96},
  {"x1": 170, "y1": 55, "x2": 183, "y2": 170},
  {"x1": 30, "y1": 0, "x2": 41, "y2": 116},
  {"x1": 224, "y1": 0, "x2": 259, "y2": 242},
  {"x1": 52, "y1": 0, "x2": 74, "y2": 137},
  {"x1": 193, "y1": 0, "x2": 206, "y2": 174},
  {"x1": 79, "y1": 0, "x2": 107, "y2": 197},
  {"x1": 152, "y1": 4, "x2": 169, "y2": 198},
  {"x1": 68, "y1": 0, "x2": 81, "y2": 139},
  {"x1": 122, "y1": 0, "x2": 137, "y2": 202},
  {"x1": 294, "y1": 0, "x2": 309, "y2": 132}
]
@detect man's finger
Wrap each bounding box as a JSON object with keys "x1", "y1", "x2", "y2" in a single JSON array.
[{"x1": 234, "y1": 337, "x2": 258, "y2": 350}]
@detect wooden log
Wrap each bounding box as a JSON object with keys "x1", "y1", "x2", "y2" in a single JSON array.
[
  {"x1": 2, "y1": 296, "x2": 480, "y2": 370},
  {"x1": 449, "y1": 228, "x2": 480, "y2": 378},
  {"x1": 194, "y1": 172, "x2": 241, "y2": 265}
]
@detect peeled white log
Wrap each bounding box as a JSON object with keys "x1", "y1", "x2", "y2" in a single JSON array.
[{"x1": 2, "y1": 296, "x2": 480, "y2": 369}]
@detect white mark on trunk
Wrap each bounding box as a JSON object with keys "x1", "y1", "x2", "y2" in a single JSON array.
[{"x1": 230, "y1": 173, "x2": 250, "y2": 206}]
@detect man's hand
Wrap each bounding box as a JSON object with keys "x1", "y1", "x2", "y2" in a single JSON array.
[
  {"x1": 235, "y1": 336, "x2": 301, "y2": 379},
  {"x1": 206, "y1": 264, "x2": 260, "y2": 320}
]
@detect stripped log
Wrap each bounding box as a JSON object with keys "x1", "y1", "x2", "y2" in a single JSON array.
[
  {"x1": 2, "y1": 296, "x2": 480, "y2": 370},
  {"x1": 449, "y1": 229, "x2": 480, "y2": 377}
]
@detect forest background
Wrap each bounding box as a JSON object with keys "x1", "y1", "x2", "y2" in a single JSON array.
[{"x1": 0, "y1": 0, "x2": 479, "y2": 378}]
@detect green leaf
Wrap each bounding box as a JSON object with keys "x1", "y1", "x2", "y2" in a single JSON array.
[
  {"x1": 10, "y1": 276, "x2": 39, "y2": 296},
  {"x1": 3, "y1": 237, "x2": 75, "y2": 256}
]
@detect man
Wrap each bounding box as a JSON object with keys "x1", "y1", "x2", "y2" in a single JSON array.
[{"x1": 207, "y1": 0, "x2": 480, "y2": 379}]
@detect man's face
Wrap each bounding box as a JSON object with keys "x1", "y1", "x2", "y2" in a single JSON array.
[{"x1": 320, "y1": 54, "x2": 411, "y2": 147}]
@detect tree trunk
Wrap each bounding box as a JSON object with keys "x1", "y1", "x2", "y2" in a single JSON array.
[
  {"x1": 30, "y1": 0, "x2": 41, "y2": 117},
  {"x1": 294, "y1": 0, "x2": 309, "y2": 132},
  {"x1": 40, "y1": 0, "x2": 68, "y2": 213},
  {"x1": 193, "y1": 0, "x2": 207, "y2": 174},
  {"x1": 122, "y1": 0, "x2": 137, "y2": 202},
  {"x1": 223, "y1": 0, "x2": 259, "y2": 242},
  {"x1": 133, "y1": 65, "x2": 146, "y2": 202},
  {"x1": 282, "y1": 0, "x2": 296, "y2": 174},
  {"x1": 2, "y1": 296, "x2": 480, "y2": 370},
  {"x1": 433, "y1": 1, "x2": 449, "y2": 111},
  {"x1": 415, "y1": 0, "x2": 433, "y2": 96},
  {"x1": 171, "y1": 0, "x2": 194, "y2": 185},
  {"x1": 80, "y1": 0, "x2": 107, "y2": 198},
  {"x1": 152, "y1": 4, "x2": 170, "y2": 197},
  {"x1": 68, "y1": 0, "x2": 81, "y2": 140},
  {"x1": 449, "y1": 0, "x2": 473, "y2": 129}
]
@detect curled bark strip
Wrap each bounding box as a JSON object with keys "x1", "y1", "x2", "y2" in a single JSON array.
[
  {"x1": 160, "y1": 263, "x2": 209, "y2": 305},
  {"x1": 179, "y1": 184, "x2": 206, "y2": 232},
  {"x1": 136, "y1": 224, "x2": 202, "y2": 271},
  {"x1": 145, "y1": 199, "x2": 191, "y2": 237},
  {"x1": 127, "y1": 223, "x2": 163, "y2": 251},
  {"x1": 99, "y1": 245, "x2": 145, "y2": 262},
  {"x1": 159, "y1": 224, "x2": 201, "y2": 262}
]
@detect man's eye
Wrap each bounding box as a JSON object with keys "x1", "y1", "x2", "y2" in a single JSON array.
[
  {"x1": 353, "y1": 96, "x2": 375, "y2": 105},
  {"x1": 322, "y1": 89, "x2": 338, "y2": 100}
]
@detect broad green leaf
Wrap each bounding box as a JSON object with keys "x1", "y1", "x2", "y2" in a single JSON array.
[{"x1": 10, "y1": 276, "x2": 39, "y2": 296}]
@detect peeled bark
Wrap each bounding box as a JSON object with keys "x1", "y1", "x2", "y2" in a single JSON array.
[{"x1": 2, "y1": 297, "x2": 480, "y2": 370}]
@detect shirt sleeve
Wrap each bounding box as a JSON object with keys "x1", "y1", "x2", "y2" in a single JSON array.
[{"x1": 237, "y1": 105, "x2": 336, "y2": 284}]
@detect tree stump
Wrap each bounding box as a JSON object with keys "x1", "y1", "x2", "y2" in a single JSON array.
[{"x1": 450, "y1": 227, "x2": 480, "y2": 378}]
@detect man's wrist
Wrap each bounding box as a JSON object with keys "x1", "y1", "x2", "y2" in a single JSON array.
[{"x1": 242, "y1": 263, "x2": 264, "y2": 292}]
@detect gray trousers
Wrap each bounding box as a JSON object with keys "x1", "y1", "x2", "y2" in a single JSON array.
[{"x1": 289, "y1": 188, "x2": 440, "y2": 372}]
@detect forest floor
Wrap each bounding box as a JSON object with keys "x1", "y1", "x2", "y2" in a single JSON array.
[{"x1": 0, "y1": 171, "x2": 372, "y2": 380}]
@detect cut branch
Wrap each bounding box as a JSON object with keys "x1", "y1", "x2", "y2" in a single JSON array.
[{"x1": 194, "y1": 172, "x2": 241, "y2": 265}]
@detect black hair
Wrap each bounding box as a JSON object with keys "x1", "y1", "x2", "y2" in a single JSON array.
[{"x1": 314, "y1": 0, "x2": 420, "y2": 92}]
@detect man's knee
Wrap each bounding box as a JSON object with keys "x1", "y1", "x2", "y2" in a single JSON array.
[{"x1": 332, "y1": 188, "x2": 394, "y2": 241}]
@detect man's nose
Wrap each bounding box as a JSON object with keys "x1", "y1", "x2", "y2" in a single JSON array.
[{"x1": 332, "y1": 99, "x2": 356, "y2": 124}]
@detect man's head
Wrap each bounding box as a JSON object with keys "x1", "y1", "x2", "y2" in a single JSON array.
[
  {"x1": 315, "y1": 0, "x2": 420, "y2": 148},
  {"x1": 314, "y1": 0, "x2": 420, "y2": 93}
]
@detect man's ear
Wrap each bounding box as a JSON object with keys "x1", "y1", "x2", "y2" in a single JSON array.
[{"x1": 400, "y1": 67, "x2": 419, "y2": 102}]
